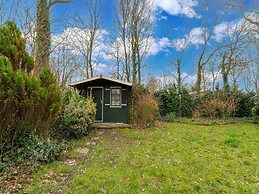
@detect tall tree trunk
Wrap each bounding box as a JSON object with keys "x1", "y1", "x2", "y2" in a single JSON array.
[
  {"x1": 196, "y1": 63, "x2": 202, "y2": 94},
  {"x1": 35, "y1": 0, "x2": 50, "y2": 76},
  {"x1": 89, "y1": 40, "x2": 94, "y2": 77},
  {"x1": 221, "y1": 53, "x2": 229, "y2": 92},
  {"x1": 131, "y1": 44, "x2": 137, "y2": 84},
  {"x1": 136, "y1": 39, "x2": 141, "y2": 84},
  {"x1": 34, "y1": 0, "x2": 71, "y2": 77},
  {"x1": 85, "y1": 55, "x2": 89, "y2": 78},
  {"x1": 176, "y1": 59, "x2": 182, "y2": 117}
]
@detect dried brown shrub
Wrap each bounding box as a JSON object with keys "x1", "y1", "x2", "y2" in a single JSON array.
[
  {"x1": 193, "y1": 97, "x2": 236, "y2": 120},
  {"x1": 130, "y1": 85, "x2": 159, "y2": 128}
]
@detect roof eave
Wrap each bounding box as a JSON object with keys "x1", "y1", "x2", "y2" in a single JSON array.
[{"x1": 69, "y1": 76, "x2": 133, "y2": 87}]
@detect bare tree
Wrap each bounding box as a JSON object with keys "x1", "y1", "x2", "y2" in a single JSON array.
[
  {"x1": 115, "y1": 0, "x2": 131, "y2": 81},
  {"x1": 66, "y1": 0, "x2": 102, "y2": 79},
  {"x1": 207, "y1": 58, "x2": 221, "y2": 92},
  {"x1": 0, "y1": 0, "x2": 8, "y2": 24},
  {"x1": 171, "y1": 33, "x2": 193, "y2": 93},
  {"x1": 219, "y1": 19, "x2": 249, "y2": 91},
  {"x1": 244, "y1": 61, "x2": 259, "y2": 92},
  {"x1": 146, "y1": 75, "x2": 159, "y2": 94},
  {"x1": 228, "y1": 0, "x2": 259, "y2": 28},
  {"x1": 115, "y1": 0, "x2": 154, "y2": 84},
  {"x1": 243, "y1": 34, "x2": 259, "y2": 92},
  {"x1": 0, "y1": 0, "x2": 21, "y2": 24},
  {"x1": 13, "y1": 1, "x2": 37, "y2": 58},
  {"x1": 195, "y1": 0, "x2": 221, "y2": 93},
  {"x1": 51, "y1": 46, "x2": 80, "y2": 90},
  {"x1": 34, "y1": 0, "x2": 71, "y2": 77},
  {"x1": 170, "y1": 34, "x2": 192, "y2": 116},
  {"x1": 109, "y1": 38, "x2": 123, "y2": 79}
]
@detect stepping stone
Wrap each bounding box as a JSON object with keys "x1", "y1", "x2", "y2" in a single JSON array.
[
  {"x1": 63, "y1": 159, "x2": 76, "y2": 166},
  {"x1": 86, "y1": 141, "x2": 96, "y2": 145},
  {"x1": 92, "y1": 137, "x2": 100, "y2": 141},
  {"x1": 77, "y1": 148, "x2": 89, "y2": 155}
]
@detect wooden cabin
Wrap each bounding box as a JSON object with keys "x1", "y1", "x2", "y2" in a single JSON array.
[{"x1": 70, "y1": 75, "x2": 132, "y2": 123}]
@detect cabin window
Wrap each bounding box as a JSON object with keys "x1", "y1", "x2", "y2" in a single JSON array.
[
  {"x1": 111, "y1": 88, "x2": 121, "y2": 106},
  {"x1": 121, "y1": 89, "x2": 127, "y2": 106},
  {"x1": 104, "y1": 89, "x2": 110, "y2": 105}
]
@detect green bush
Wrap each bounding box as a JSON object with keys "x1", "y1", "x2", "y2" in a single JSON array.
[
  {"x1": 0, "y1": 57, "x2": 62, "y2": 144},
  {"x1": 156, "y1": 84, "x2": 194, "y2": 117},
  {"x1": 230, "y1": 91, "x2": 255, "y2": 117},
  {"x1": 252, "y1": 93, "x2": 259, "y2": 122},
  {"x1": 156, "y1": 85, "x2": 256, "y2": 120},
  {"x1": 10, "y1": 135, "x2": 67, "y2": 164},
  {"x1": 0, "y1": 134, "x2": 68, "y2": 186},
  {"x1": 0, "y1": 21, "x2": 33, "y2": 73},
  {"x1": 0, "y1": 21, "x2": 62, "y2": 159},
  {"x1": 59, "y1": 91, "x2": 96, "y2": 138},
  {"x1": 163, "y1": 112, "x2": 177, "y2": 122}
]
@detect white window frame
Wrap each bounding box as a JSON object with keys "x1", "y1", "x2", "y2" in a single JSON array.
[{"x1": 110, "y1": 86, "x2": 122, "y2": 108}]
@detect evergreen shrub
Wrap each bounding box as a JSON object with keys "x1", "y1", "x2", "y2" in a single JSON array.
[{"x1": 59, "y1": 91, "x2": 96, "y2": 138}]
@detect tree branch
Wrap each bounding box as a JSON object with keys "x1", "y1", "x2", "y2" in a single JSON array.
[{"x1": 49, "y1": 0, "x2": 71, "y2": 7}]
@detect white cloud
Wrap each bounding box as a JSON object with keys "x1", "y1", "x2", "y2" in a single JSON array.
[
  {"x1": 155, "y1": 71, "x2": 221, "y2": 88},
  {"x1": 155, "y1": 72, "x2": 197, "y2": 87},
  {"x1": 148, "y1": 37, "x2": 171, "y2": 56},
  {"x1": 160, "y1": 16, "x2": 168, "y2": 20},
  {"x1": 172, "y1": 14, "x2": 258, "y2": 52},
  {"x1": 107, "y1": 36, "x2": 172, "y2": 61},
  {"x1": 52, "y1": 27, "x2": 109, "y2": 59},
  {"x1": 213, "y1": 19, "x2": 245, "y2": 42},
  {"x1": 213, "y1": 14, "x2": 258, "y2": 42},
  {"x1": 94, "y1": 63, "x2": 113, "y2": 74},
  {"x1": 172, "y1": 27, "x2": 204, "y2": 51},
  {"x1": 153, "y1": 0, "x2": 201, "y2": 18}
]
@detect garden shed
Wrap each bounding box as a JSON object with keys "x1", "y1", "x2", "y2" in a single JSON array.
[{"x1": 70, "y1": 75, "x2": 132, "y2": 123}]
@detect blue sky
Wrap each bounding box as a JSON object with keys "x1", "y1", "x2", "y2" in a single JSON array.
[{"x1": 49, "y1": 0, "x2": 258, "y2": 85}]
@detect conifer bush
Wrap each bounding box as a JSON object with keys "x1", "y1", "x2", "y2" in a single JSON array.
[
  {"x1": 252, "y1": 93, "x2": 259, "y2": 123},
  {"x1": 0, "y1": 22, "x2": 62, "y2": 158},
  {"x1": 155, "y1": 84, "x2": 194, "y2": 117}
]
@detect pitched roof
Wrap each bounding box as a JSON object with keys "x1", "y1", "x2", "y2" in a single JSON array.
[{"x1": 69, "y1": 75, "x2": 133, "y2": 87}]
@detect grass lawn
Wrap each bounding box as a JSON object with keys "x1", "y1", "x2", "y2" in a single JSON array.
[{"x1": 23, "y1": 122, "x2": 259, "y2": 193}]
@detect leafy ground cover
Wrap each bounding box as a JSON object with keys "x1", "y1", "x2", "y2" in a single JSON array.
[{"x1": 19, "y1": 122, "x2": 259, "y2": 193}]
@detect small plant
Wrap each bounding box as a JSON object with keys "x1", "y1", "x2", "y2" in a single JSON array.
[
  {"x1": 251, "y1": 94, "x2": 259, "y2": 123},
  {"x1": 224, "y1": 138, "x2": 240, "y2": 148},
  {"x1": 163, "y1": 112, "x2": 177, "y2": 122},
  {"x1": 17, "y1": 134, "x2": 67, "y2": 163},
  {"x1": 0, "y1": 133, "x2": 68, "y2": 191}
]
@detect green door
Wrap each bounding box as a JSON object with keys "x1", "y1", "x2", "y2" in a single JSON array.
[{"x1": 91, "y1": 88, "x2": 103, "y2": 121}]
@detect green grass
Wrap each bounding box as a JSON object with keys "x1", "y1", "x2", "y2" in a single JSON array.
[{"x1": 23, "y1": 122, "x2": 259, "y2": 193}]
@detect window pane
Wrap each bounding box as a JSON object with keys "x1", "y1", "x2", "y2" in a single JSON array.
[
  {"x1": 122, "y1": 89, "x2": 127, "y2": 105},
  {"x1": 104, "y1": 89, "x2": 110, "y2": 105},
  {"x1": 111, "y1": 88, "x2": 121, "y2": 106}
]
